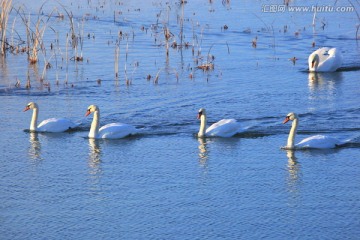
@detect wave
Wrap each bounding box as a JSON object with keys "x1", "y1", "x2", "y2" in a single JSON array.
[{"x1": 337, "y1": 66, "x2": 360, "y2": 72}]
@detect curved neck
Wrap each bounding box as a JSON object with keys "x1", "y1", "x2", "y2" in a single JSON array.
[
  {"x1": 89, "y1": 110, "x2": 100, "y2": 138},
  {"x1": 311, "y1": 54, "x2": 319, "y2": 70},
  {"x1": 30, "y1": 108, "x2": 39, "y2": 131},
  {"x1": 287, "y1": 118, "x2": 298, "y2": 149},
  {"x1": 198, "y1": 114, "x2": 207, "y2": 137}
]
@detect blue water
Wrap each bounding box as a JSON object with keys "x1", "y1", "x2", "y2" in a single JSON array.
[{"x1": 1, "y1": 0, "x2": 360, "y2": 239}]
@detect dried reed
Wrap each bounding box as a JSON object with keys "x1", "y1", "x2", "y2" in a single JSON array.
[
  {"x1": 60, "y1": 4, "x2": 84, "y2": 61},
  {"x1": 17, "y1": 3, "x2": 54, "y2": 64},
  {"x1": 114, "y1": 38, "x2": 120, "y2": 78},
  {"x1": 0, "y1": 0, "x2": 13, "y2": 55}
]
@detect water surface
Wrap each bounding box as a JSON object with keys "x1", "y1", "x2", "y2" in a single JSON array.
[{"x1": 1, "y1": 0, "x2": 360, "y2": 239}]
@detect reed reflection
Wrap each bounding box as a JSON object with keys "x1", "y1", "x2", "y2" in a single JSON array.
[{"x1": 28, "y1": 132, "x2": 42, "y2": 160}]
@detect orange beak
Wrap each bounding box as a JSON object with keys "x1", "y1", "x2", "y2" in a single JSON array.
[
  {"x1": 23, "y1": 106, "x2": 30, "y2": 112},
  {"x1": 311, "y1": 60, "x2": 315, "y2": 68},
  {"x1": 197, "y1": 112, "x2": 202, "y2": 120},
  {"x1": 85, "y1": 110, "x2": 91, "y2": 117},
  {"x1": 283, "y1": 117, "x2": 290, "y2": 124}
]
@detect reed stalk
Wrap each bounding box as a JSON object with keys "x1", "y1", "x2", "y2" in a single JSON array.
[
  {"x1": 346, "y1": 0, "x2": 360, "y2": 39},
  {"x1": 25, "y1": 69, "x2": 31, "y2": 88},
  {"x1": 16, "y1": 3, "x2": 54, "y2": 64},
  {"x1": 114, "y1": 30, "x2": 122, "y2": 80},
  {"x1": 0, "y1": 0, "x2": 13, "y2": 55},
  {"x1": 65, "y1": 33, "x2": 69, "y2": 84},
  {"x1": 179, "y1": 1, "x2": 184, "y2": 48},
  {"x1": 40, "y1": 52, "x2": 54, "y2": 82},
  {"x1": 124, "y1": 38, "x2": 129, "y2": 84},
  {"x1": 59, "y1": 4, "x2": 83, "y2": 61},
  {"x1": 154, "y1": 68, "x2": 162, "y2": 84},
  {"x1": 75, "y1": 18, "x2": 84, "y2": 61},
  {"x1": 54, "y1": 31, "x2": 60, "y2": 85},
  {"x1": 114, "y1": 39, "x2": 120, "y2": 78},
  {"x1": 124, "y1": 62, "x2": 128, "y2": 85},
  {"x1": 9, "y1": 15, "x2": 14, "y2": 50}
]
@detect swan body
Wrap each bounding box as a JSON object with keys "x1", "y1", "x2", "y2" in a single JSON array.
[
  {"x1": 197, "y1": 108, "x2": 243, "y2": 137},
  {"x1": 85, "y1": 105, "x2": 138, "y2": 139},
  {"x1": 282, "y1": 112, "x2": 342, "y2": 149},
  {"x1": 308, "y1": 47, "x2": 342, "y2": 72},
  {"x1": 295, "y1": 135, "x2": 342, "y2": 149},
  {"x1": 23, "y1": 102, "x2": 79, "y2": 132}
]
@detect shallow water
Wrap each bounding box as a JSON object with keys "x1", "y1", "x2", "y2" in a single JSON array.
[{"x1": 1, "y1": 0, "x2": 360, "y2": 239}]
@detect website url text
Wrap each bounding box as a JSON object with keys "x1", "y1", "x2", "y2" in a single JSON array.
[{"x1": 262, "y1": 5, "x2": 355, "y2": 13}]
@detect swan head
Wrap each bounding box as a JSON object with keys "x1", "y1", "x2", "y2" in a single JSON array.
[
  {"x1": 85, "y1": 105, "x2": 99, "y2": 117},
  {"x1": 310, "y1": 54, "x2": 319, "y2": 69},
  {"x1": 197, "y1": 108, "x2": 206, "y2": 119},
  {"x1": 283, "y1": 112, "x2": 298, "y2": 124},
  {"x1": 23, "y1": 102, "x2": 38, "y2": 112}
]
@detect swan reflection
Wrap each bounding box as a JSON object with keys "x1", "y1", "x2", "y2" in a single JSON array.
[
  {"x1": 198, "y1": 138, "x2": 209, "y2": 166},
  {"x1": 286, "y1": 150, "x2": 300, "y2": 183},
  {"x1": 28, "y1": 132, "x2": 42, "y2": 160},
  {"x1": 86, "y1": 139, "x2": 105, "y2": 199},
  {"x1": 308, "y1": 71, "x2": 343, "y2": 92},
  {"x1": 285, "y1": 150, "x2": 302, "y2": 201},
  {"x1": 88, "y1": 138, "x2": 102, "y2": 177}
]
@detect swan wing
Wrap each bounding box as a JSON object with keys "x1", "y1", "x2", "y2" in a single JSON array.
[
  {"x1": 37, "y1": 118, "x2": 79, "y2": 132},
  {"x1": 295, "y1": 135, "x2": 341, "y2": 149},
  {"x1": 318, "y1": 48, "x2": 342, "y2": 71},
  {"x1": 206, "y1": 119, "x2": 242, "y2": 137},
  {"x1": 315, "y1": 47, "x2": 331, "y2": 61},
  {"x1": 327, "y1": 48, "x2": 342, "y2": 70},
  {"x1": 98, "y1": 123, "x2": 138, "y2": 139}
]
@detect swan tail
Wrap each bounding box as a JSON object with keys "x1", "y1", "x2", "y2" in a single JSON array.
[{"x1": 336, "y1": 134, "x2": 360, "y2": 148}]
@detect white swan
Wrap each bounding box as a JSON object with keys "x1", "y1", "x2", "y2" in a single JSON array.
[
  {"x1": 85, "y1": 105, "x2": 138, "y2": 139},
  {"x1": 282, "y1": 112, "x2": 343, "y2": 149},
  {"x1": 308, "y1": 47, "x2": 342, "y2": 72},
  {"x1": 23, "y1": 102, "x2": 79, "y2": 132},
  {"x1": 197, "y1": 108, "x2": 243, "y2": 137}
]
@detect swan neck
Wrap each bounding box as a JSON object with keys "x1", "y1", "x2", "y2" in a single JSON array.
[
  {"x1": 30, "y1": 108, "x2": 38, "y2": 131},
  {"x1": 198, "y1": 114, "x2": 207, "y2": 137},
  {"x1": 314, "y1": 55, "x2": 319, "y2": 68},
  {"x1": 287, "y1": 118, "x2": 298, "y2": 149},
  {"x1": 89, "y1": 110, "x2": 100, "y2": 138},
  {"x1": 312, "y1": 54, "x2": 319, "y2": 70}
]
